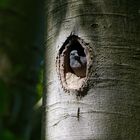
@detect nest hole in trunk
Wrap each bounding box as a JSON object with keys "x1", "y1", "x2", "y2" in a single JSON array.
[{"x1": 57, "y1": 35, "x2": 91, "y2": 91}]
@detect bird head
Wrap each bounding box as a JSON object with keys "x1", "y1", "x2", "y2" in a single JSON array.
[{"x1": 70, "y1": 50, "x2": 80, "y2": 60}]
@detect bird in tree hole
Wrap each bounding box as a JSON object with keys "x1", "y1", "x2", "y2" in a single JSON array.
[{"x1": 69, "y1": 50, "x2": 87, "y2": 78}]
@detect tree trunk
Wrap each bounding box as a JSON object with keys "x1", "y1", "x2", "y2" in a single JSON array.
[{"x1": 43, "y1": 0, "x2": 140, "y2": 139}]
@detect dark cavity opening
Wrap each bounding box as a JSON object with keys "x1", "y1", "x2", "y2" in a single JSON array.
[
  {"x1": 69, "y1": 40, "x2": 86, "y2": 57},
  {"x1": 57, "y1": 35, "x2": 89, "y2": 91}
]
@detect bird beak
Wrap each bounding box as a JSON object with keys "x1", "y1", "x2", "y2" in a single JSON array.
[{"x1": 74, "y1": 55, "x2": 80, "y2": 60}]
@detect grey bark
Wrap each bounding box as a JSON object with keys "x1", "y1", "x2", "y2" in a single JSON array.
[{"x1": 43, "y1": 0, "x2": 140, "y2": 140}]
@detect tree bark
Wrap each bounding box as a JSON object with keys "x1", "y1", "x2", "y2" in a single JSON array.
[{"x1": 43, "y1": 0, "x2": 140, "y2": 139}]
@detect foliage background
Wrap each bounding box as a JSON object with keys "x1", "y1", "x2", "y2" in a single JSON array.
[{"x1": 0, "y1": 0, "x2": 44, "y2": 139}]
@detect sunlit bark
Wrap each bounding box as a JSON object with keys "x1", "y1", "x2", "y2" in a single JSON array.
[{"x1": 43, "y1": 0, "x2": 140, "y2": 139}]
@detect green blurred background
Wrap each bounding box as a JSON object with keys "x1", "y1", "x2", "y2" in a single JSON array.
[{"x1": 0, "y1": 0, "x2": 44, "y2": 139}]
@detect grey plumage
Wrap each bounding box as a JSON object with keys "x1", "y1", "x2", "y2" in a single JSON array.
[{"x1": 69, "y1": 50, "x2": 87, "y2": 77}]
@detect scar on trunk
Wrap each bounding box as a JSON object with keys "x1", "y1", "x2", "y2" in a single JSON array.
[
  {"x1": 56, "y1": 34, "x2": 93, "y2": 96},
  {"x1": 77, "y1": 107, "x2": 80, "y2": 121}
]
